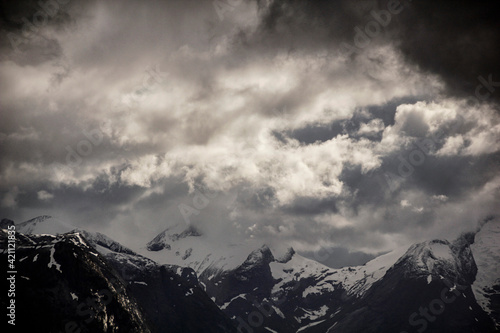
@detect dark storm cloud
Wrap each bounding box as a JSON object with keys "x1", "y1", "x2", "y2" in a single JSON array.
[
  {"x1": 252, "y1": 0, "x2": 500, "y2": 104},
  {"x1": 0, "y1": 0, "x2": 83, "y2": 65},
  {"x1": 393, "y1": 0, "x2": 500, "y2": 104},
  {"x1": 395, "y1": 152, "x2": 500, "y2": 198},
  {"x1": 251, "y1": 0, "x2": 372, "y2": 51},
  {"x1": 0, "y1": 0, "x2": 75, "y2": 30},
  {"x1": 281, "y1": 124, "x2": 341, "y2": 145}
]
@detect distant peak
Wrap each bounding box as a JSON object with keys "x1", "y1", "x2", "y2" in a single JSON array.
[
  {"x1": 171, "y1": 225, "x2": 202, "y2": 241},
  {"x1": 16, "y1": 215, "x2": 75, "y2": 235},
  {"x1": 395, "y1": 239, "x2": 476, "y2": 283},
  {"x1": 16, "y1": 215, "x2": 54, "y2": 230},
  {"x1": 147, "y1": 224, "x2": 201, "y2": 252},
  {"x1": 20, "y1": 215, "x2": 52, "y2": 224},
  {"x1": 243, "y1": 245, "x2": 275, "y2": 266}
]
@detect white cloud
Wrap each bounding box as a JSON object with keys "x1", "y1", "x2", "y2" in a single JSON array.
[
  {"x1": 436, "y1": 135, "x2": 464, "y2": 156},
  {"x1": 358, "y1": 118, "x2": 385, "y2": 136},
  {"x1": 463, "y1": 122, "x2": 500, "y2": 156},
  {"x1": 37, "y1": 190, "x2": 54, "y2": 201},
  {"x1": 432, "y1": 195, "x2": 448, "y2": 202},
  {"x1": 379, "y1": 99, "x2": 500, "y2": 158}
]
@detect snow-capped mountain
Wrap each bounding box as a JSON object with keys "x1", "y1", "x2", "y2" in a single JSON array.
[
  {"x1": 140, "y1": 222, "x2": 410, "y2": 331},
  {"x1": 141, "y1": 220, "x2": 500, "y2": 332},
  {"x1": 15, "y1": 215, "x2": 75, "y2": 234},
  {"x1": 326, "y1": 234, "x2": 494, "y2": 333},
  {"x1": 471, "y1": 218, "x2": 500, "y2": 328},
  {"x1": 144, "y1": 223, "x2": 261, "y2": 273}
]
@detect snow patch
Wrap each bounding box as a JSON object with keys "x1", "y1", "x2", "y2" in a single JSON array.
[
  {"x1": 297, "y1": 320, "x2": 325, "y2": 332},
  {"x1": 47, "y1": 246, "x2": 62, "y2": 273},
  {"x1": 272, "y1": 305, "x2": 285, "y2": 319},
  {"x1": 302, "y1": 285, "x2": 321, "y2": 298},
  {"x1": 430, "y1": 243, "x2": 453, "y2": 260},
  {"x1": 221, "y1": 294, "x2": 246, "y2": 310},
  {"x1": 300, "y1": 305, "x2": 329, "y2": 321}
]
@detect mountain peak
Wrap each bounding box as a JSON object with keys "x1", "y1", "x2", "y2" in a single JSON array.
[
  {"x1": 241, "y1": 244, "x2": 275, "y2": 267},
  {"x1": 394, "y1": 239, "x2": 476, "y2": 284},
  {"x1": 147, "y1": 224, "x2": 201, "y2": 252},
  {"x1": 17, "y1": 215, "x2": 52, "y2": 228},
  {"x1": 15, "y1": 215, "x2": 75, "y2": 235}
]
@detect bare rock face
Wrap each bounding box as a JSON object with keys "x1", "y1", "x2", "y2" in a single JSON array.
[{"x1": 0, "y1": 230, "x2": 151, "y2": 333}]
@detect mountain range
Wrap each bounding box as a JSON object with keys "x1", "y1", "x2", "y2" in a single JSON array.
[{"x1": 1, "y1": 215, "x2": 499, "y2": 332}]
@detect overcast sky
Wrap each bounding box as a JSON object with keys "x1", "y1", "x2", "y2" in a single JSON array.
[{"x1": 1, "y1": 0, "x2": 499, "y2": 267}]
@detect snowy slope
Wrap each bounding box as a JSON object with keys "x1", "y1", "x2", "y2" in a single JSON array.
[
  {"x1": 393, "y1": 239, "x2": 474, "y2": 280},
  {"x1": 141, "y1": 223, "x2": 264, "y2": 275},
  {"x1": 143, "y1": 222, "x2": 410, "y2": 299},
  {"x1": 76, "y1": 229, "x2": 137, "y2": 255},
  {"x1": 471, "y1": 219, "x2": 500, "y2": 327},
  {"x1": 16, "y1": 215, "x2": 76, "y2": 234},
  {"x1": 14, "y1": 215, "x2": 137, "y2": 256}
]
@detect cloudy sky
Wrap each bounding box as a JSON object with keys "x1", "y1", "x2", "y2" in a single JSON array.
[{"x1": 1, "y1": 0, "x2": 499, "y2": 267}]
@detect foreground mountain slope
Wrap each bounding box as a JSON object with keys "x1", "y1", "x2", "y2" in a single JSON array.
[
  {"x1": 104, "y1": 251, "x2": 237, "y2": 333},
  {"x1": 2, "y1": 218, "x2": 237, "y2": 333},
  {"x1": 0, "y1": 229, "x2": 151, "y2": 333}
]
